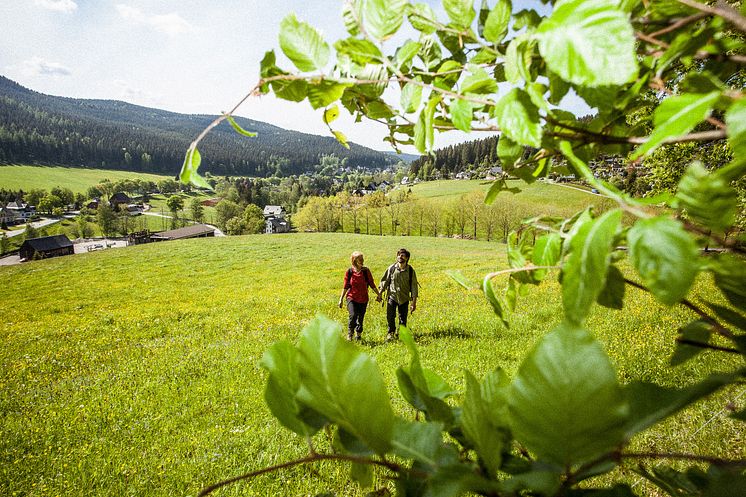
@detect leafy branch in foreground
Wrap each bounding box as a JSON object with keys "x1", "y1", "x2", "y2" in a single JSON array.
[{"x1": 181, "y1": 0, "x2": 746, "y2": 495}]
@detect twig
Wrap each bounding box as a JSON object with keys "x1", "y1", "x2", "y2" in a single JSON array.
[
  {"x1": 622, "y1": 451, "x2": 746, "y2": 467},
  {"x1": 676, "y1": 338, "x2": 740, "y2": 354},
  {"x1": 649, "y1": 12, "x2": 709, "y2": 37},
  {"x1": 197, "y1": 453, "x2": 405, "y2": 496},
  {"x1": 675, "y1": 0, "x2": 746, "y2": 33},
  {"x1": 623, "y1": 278, "x2": 734, "y2": 338}
]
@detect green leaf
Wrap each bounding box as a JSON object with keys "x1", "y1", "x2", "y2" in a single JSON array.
[
  {"x1": 445, "y1": 269, "x2": 477, "y2": 290},
  {"x1": 630, "y1": 91, "x2": 720, "y2": 159},
  {"x1": 508, "y1": 322, "x2": 628, "y2": 467},
  {"x1": 596, "y1": 265, "x2": 625, "y2": 310},
  {"x1": 548, "y1": 70, "x2": 570, "y2": 105},
  {"x1": 443, "y1": 0, "x2": 476, "y2": 28},
  {"x1": 342, "y1": 1, "x2": 361, "y2": 35},
  {"x1": 323, "y1": 105, "x2": 340, "y2": 124},
  {"x1": 674, "y1": 162, "x2": 737, "y2": 232},
  {"x1": 449, "y1": 98, "x2": 472, "y2": 132},
  {"x1": 391, "y1": 419, "x2": 444, "y2": 467},
  {"x1": 307, "y1": 81, "x2": 348, "y2": 109},
  {"x1": 273, "y1": 79, "x2": 308, "y2": 102},
  {"x1": 536, "y1": 0, "x2": 638, "y2": 87},
  {"x1": 531, "y1": 232, "x2": 561, "y2": 280},
  {"x1": 726, "y1": 97, "x2": 746, "y2": 160},
  {"x1": 710, "y1": 255, "x2": 746, "y2": 309},
  {"x1": 279, "y1": 14, "x2": 330, "y2": 72},
  {"x1": 505, "y1": 34, "x2": 533, "y2": 84},
  {"x1": 395, "y1": 40, "x2": 422, "y2": 70},
  {"x1": 351, "y1": 461, "x2": 374, "y2": 489},
  {"x1": 561, "y1": 209, "x2": 622, "y2": 325},
  {"x1": 705, "y1": 302, "x2": 746, "y2": 333},
  {"x1": 334, "y1": 37, "x2": 383, "y2": 65},
  {"x1": 260, "y1": 341, "x2": 318, "y2": 437},
  {"x1": 484, "y1": 178, "x2": 521, "y2": 204},
  {"x1": 483, "y1": 274, "x2": 509, "y2": 327},
  {"x1": 493, "y1": 88, "x2": 543, "y2": 148},
  {"x1": 401, "y1": 80, "x2": 423, "y2": 114},
  {"x1": 363, "y1": 0, "x2": 407, "y2": 40},
  {"x1": 627, "y1": 216, "x2": 699, "y2": 306},
  {"x1": 407, "y1": 2, "x2": 438, "y2": 34},
  {"x1": 178, "y1": 147, "x2": 211, "y2": 190},
  {"x1": 296, "y1": 315, "x2": 394, "y2": 454},
  {"x1": 496, "y1": 135, "x2": 524, "y2": 169},
  {"x1": 624, "y1": 371, "x2": 742, "y2": 437},
  {"x1": 483, "y1": 0, "x2": 512, "y2": 43},
  {"x1": 461, "y1": 64, "x2": 499, "y2": 94},
  {"x1": 670, "y1": 320, "x2": 712, "y2": 366},
  {"x1": 414, "y1": 94, "x2": 441, "y2": 153},
  {"x1": 333, "y1": 130, "x2": 350, "y2": 150},
  {"x1": 461, "y1": 370, "x2": 511, "y2": 477}
]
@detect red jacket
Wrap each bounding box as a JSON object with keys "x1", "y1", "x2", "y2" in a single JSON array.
[{"x1": 344, "y1": 267, "x2": 374, "y2": 304}]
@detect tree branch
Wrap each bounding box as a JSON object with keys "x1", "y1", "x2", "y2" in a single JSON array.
[
  {"x1": 676, "y1": 338, "x2": 741, "y2": 354},
  {"x1": 622, "y1": 451, "x2": 746, "y2": 467},
  {"x1": 675, "y1": 0, "x2": 746, "y2": 33},
  {"x1": 623, "y1": 278, "x2": 734, "y2": 338},
  {"x1": 197, "y1": 453, "x2": 407, "y2": 496}
]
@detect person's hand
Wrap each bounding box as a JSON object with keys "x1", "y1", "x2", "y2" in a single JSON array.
[
  {"x1": 410, "y1": 301, "x2": 417, "y2": 313},
  {"x1": 338, "y1": 299, "x2": 343, "y2": 308}
]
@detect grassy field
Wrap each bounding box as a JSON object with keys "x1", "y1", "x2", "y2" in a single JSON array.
[
  {"x1": 0, "y1": 233, "x2": 741, "y2": 496},
  {"x1": 0, "y1": 164, "x2": 172, "y2": 193}
]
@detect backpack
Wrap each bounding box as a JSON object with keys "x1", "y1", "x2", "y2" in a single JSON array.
[{"x1": 384, "y1": 263, "x2": 415, "y2": 290}]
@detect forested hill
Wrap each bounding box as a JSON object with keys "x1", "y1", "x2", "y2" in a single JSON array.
[{"x1": 0, "y1": 76, "x2": 397, "y2": 176}]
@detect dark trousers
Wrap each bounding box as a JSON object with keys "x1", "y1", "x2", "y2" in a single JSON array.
[
  {"x1": 386, "y1": 298, "x2": 409, "y2": 336},
  {"x1": 347, "y1": 300, "x2": 368, "y2": 336}
]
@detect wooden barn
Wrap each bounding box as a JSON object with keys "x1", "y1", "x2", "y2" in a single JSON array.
[{"x1": 20, "y1": 235, "x2": 74, "y2": 261}]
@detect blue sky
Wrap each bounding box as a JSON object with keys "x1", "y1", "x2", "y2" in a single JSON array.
[{"x1": 1, "y1": 1, "x2": 589, "y2": 153}]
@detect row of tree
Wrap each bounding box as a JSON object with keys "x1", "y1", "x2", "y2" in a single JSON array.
[{"x1": 292, "y1": 189, "x2": 600, "y2": 242}]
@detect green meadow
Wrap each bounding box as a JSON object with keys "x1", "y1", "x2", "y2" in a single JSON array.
[
  {"x1": 0, "y1": 164, "x2": 172, "y2": 193},
  {"x1": 0, "y1": 233, "x2": 741, "y2": 496}
]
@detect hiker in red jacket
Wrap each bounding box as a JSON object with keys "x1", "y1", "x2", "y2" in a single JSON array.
[{"x1": 338, "y1": 251, "x2": 381, "y2": 341}]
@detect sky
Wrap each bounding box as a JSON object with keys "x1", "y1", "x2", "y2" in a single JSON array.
[{"x1": 0, "y1": 0, "x2": 589, "y2": 154}]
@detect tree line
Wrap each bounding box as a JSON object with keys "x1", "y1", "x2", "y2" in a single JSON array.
[{"x1": 0, "y1": 76, "x2": 397, "y2": 177}]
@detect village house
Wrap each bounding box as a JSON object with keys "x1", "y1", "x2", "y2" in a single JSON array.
[
  {"x1": 263, "y1": 205, "x2": 290, "y2": 234},
  {"x1": 263, "y1": 205, "x2": 286, "y2": 218},
  {"x1": 20, "y1": 235, "x2": 74, "y2": 261},
  {"x1": 6, "y1": 201, "x2": 35, "y2": 223},
  {"x1": 265, "y1": 217, "x2": 290, "y2": 234}
]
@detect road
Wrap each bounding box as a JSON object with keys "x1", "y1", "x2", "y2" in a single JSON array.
[{"x1": 4, "y1": 217, "x2": 62, "y2": 238}]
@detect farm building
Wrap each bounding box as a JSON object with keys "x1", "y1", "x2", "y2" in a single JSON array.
[
  {"x1": 109, "y1": 192, "x2": 132, "y2": 210},
  {"x1": 150, "y1": 224, "x2": 215, "y2": 242},
  {"x1": 20, "y1": 235, "x2": 74, "y2": 261}
]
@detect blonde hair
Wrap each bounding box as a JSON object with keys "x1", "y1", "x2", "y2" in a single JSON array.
[{"x1": 350, "y1": 251, "x2": 364, "y2": 270}]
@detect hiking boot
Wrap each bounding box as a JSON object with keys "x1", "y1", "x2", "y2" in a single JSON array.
[
  {"x1": 346, "y1": 332, "x2": 353, "y2": 341},
  {"x1": 355, "y1": 333, "x2": 362, "y2": 341},
  {"x1": 385, "y1": 333, "x2": 395, "y2": 342}
]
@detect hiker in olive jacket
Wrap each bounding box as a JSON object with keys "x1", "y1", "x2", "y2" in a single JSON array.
[{"x1": 378, "y1": 248, "x2": 418, "y2": 341}]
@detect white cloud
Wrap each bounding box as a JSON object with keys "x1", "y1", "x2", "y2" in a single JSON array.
[
  {"x1": 112, "y1": 80, "x2": 164, "y2": 107},
  {"x1": 116, "y1": 4, "x2": 194, "y2": 37},
  {"x1": 33, "y1": 0, "x2": 78, "y2": 13},
  {"x1": 21, "y1": 57, "x2": 72, "y2": 77}
]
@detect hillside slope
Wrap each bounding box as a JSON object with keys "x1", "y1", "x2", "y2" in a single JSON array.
[{"x1": 0, "y1": 76, "x2": 398, "y2": 176}]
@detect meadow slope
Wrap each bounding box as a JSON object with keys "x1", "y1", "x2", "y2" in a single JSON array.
[{"x1": 0, "y1": 233, "x2": 742, "y2": 496}]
